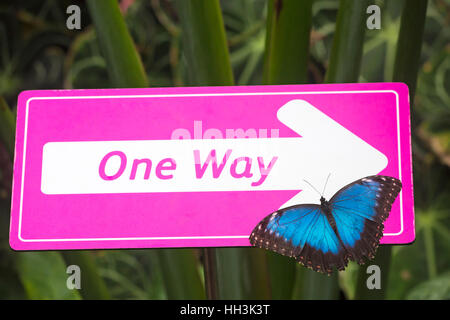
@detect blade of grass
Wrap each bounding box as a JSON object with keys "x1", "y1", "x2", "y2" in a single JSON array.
[
  {"x1": 87, "y1": 0, "x2": 205, "y2": 299},
  {"x1": 176, "y1": 0, "x2": 233, "y2": 86},
  {"x1": 324, "y1": 0, "x2": 370, "y2": 83},
  {"x1": 86, "y1": 0, "x2": 148, "y2": 88},
  {"x1": 215, "y1": 247, "x2": 271, "y2": 299},
  {"x1": 157, "y1": 249, "x2": 206, "y2": 299},
  {"x1": 392, "y1": 0, "x2": 428, "y2": 100},
  {"x1": 354, "y1": 246, "x2": 392, "y2": 299},
  {"x1": 263, "y1": 0, "x2": 313, "y2": 85},
  {"x1": 292, "y1": 267, "x2": 340, "y2": 300},
  {"x1": 262, "y1": 0, "x2": 313, "y2": 299},
  {"x1": 354, "y1": 0, "x2": 428, "y2": 300},
  {"x1": 176, "y1": 0, "x2": 271, "y2": 299},
  {"x1": 0, "y1": 97, "x2": 15, "y2": 159},
  {"x1": 61, "y1": 251, "x2": 111, "y2": 300},
  {"x1": 15, "y1": 252, "x2": 81, "y2": 300},
  {"x1": 291, "y1": 0, "x2": 369, "y2": 300}
]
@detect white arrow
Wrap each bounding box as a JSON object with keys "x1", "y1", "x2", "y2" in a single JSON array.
[{"x1": 41, "y1": 99, "x2": 388, "y2": 205}]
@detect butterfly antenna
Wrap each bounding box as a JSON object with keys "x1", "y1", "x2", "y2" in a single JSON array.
[
  {"x1": 302, "y1": 179, "x2": 322, "y2": 197},
  {"x1": 322, "y1": 173, "x2": 331, "y2": 196}
]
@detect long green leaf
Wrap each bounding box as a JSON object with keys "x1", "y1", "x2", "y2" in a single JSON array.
[
  {"x1": 324, "y1": 0, "x2": 370, "y2": 83},
  {"x1": 392, "y1": 0, "x2": 428, "y2": 100},
  {"x1": 262, "y1": 0, "x2": 313, "y2": 299},
  {"x1": 176, "y1": 0, "x2": 234, "y2": 86},
  {"x1": 157, "y1": 249, "x2": 206, "y2": 299},
  {"x1": 62, "y1": 251, "x2": 111, "y2": 300},
  {"x1": 354, "y1": 246, "x2": 392, "y2": 299},
  {"x1": 215, "y1": 248, "x2": 271, "y2": 299},
  {"x1": 291, "y1": 0, "x2": 369, "y2": 300},
  {"x1": 86, "y1": 0, "x2": 148, "y2": 88},
  {"x1": 0, "y1": 97, "x2": 15, "y2": 159},
  {"x1": 354, "y1": 0, "x2": 428, "y2": 300},
  {"x1": 87, "y1": 0, "x2": 204, "y2": 299},
  {"x1": 263, "y1": 0, "x2": 313, "y2": 84},
  {"x1": 176, "y1": 0, "x2": 271, "y2": 299},
  {"x1": 16, "y1": 252, "x2": 81, "y2": 300},
  {"x1": 292, "y1": 267, "x2": 340, "y2": 300}
]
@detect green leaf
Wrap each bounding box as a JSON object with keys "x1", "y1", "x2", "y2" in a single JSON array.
[
  {"x1": 16, "y1": 252, "x2": 81, "y2": 300},
  {"x1": 157, "y1": 249, "x2": 205, "y2": 299},
  {"x1": 176, "y1": 0, "x2": 234, "y2": 86},
  {"x1": 266, "y1": 252, "x2": 296, "y2": 299},
  {"x1": 263, "y1": 0, "x2": 313, "y2": 84},
  {"x1": 354, "y1": 246, "x2": 392, "y2": 300},
  {"x1": 406, "y1": 272, "x2": 450, "y2": 300},
  {"x1": 325, "y1": 0, "x2": 370, "y2": 83},
  {"x1": 292, "y1": 267, "x2": 340, "y2": 300},
  {"x1": 62, "y1": 251, "x2": 111, "y2": 300},
  {"x1": 86, "y1": 0, "x2": 148, "y2": 88},
  {"x1": 0, "y1": 97, "x2": 15, "y2": 159},
  {"x1": 215, "y1": 248, "x2": 271, "y2": 299},
  {"x1": 393, "y1": 0, "x2": 429, "y2": 99}
]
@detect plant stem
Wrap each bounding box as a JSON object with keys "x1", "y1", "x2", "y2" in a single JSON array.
[{"x1": 203, "y1": 248, "x2": 218, "y2": 299}]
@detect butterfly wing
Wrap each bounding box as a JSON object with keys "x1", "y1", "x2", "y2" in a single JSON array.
[
  {"x1": 329, "y1": 175, "x2": 402, "y2": 263},
  {"x1": 249, "y1": 205, "x2": 349, "y2": 274}
]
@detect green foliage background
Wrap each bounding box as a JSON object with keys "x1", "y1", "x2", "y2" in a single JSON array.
[{"x1": 0, "y1": 0, "x2": 449, "y2": 300}]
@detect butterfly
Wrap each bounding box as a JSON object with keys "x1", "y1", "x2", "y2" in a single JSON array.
[{"x1": 249, "y1": 175, "x2": 402, "y2": 275}]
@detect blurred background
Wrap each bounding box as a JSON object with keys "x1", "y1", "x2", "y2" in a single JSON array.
[{"x1": 0, "y1": 0, "x2": 449, "y2": 300}]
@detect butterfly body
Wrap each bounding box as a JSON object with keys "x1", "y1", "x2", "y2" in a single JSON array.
[
  {"x1": 249, "y1": 175, "x2": 402, "y2": 274},
  {"x1": 319, "y1": 196, "x2": 338, "y2": 233}
]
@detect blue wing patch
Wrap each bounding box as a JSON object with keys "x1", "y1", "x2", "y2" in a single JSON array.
[
  {"x1": 330, "y1": 176, "x2": 402, "y2": 263},
  {"x1": 249, "y1": 175, "x2": 402, "y2": 274},
  {"x1": 250, "y1": 205, "x2": 349, "y2": 273}
]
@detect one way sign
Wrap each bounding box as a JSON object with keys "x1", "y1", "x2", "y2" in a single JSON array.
[{"x1": 10, "y1": 83, "x2": 414, "y2": 250}]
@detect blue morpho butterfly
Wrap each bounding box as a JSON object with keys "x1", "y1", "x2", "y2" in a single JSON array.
[{"x1": 249, "y1": 175, "x2": 402, "y2": 274}]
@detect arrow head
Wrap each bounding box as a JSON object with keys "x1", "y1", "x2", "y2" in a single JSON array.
[{"x1": 277, "y1": 99, "x2": 388, "y2": 208}]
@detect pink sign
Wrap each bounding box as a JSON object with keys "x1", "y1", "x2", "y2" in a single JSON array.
[{"x1": 9, "y1": 83, "x2": 414, "y2": 250}]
